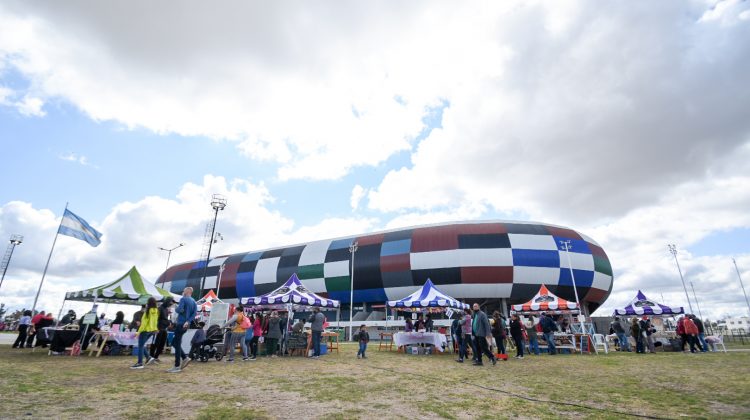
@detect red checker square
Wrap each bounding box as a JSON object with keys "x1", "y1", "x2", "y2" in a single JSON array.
[
  {"x1": 461, "y1": 266, "x2": 513, "y2": 284},
  {"x1": 587, "y1": 243, "x2": 608, "y2": 258},
  {"x1": 411, "y1": 225, "x2": 459, "y2": 252},
  {"x1": 585, "y1": 288, "x2": 608, "y2": 302},
  {"x1": 220, "y1": 262, "x2": 241, "y2": 288},
  {"x1": 355, "y1": 233, "x2": 385, "y2": 246},
  {"x1": 546, "y1": 226, "x2": 582, "y2": 240},
  {"x1": 380, "y1": 254, "x2": 411, "y2": 272},
  {"x1": 456, "y1": 223, "x2": 507, "y2": 235}
]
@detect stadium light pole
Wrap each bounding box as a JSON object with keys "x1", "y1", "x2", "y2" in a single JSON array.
[
  {"x1": 349, "y1": 241, "x2": 358, "y2": 341},
  {"x1": 667, "y1": 244, "x2": 695, "y2": 314},
  {"x1": 732, "y1": 258, "x2": 750, "y2": 316},
  {"x1": 689, "y1": 281, "x2": 704, "y2": 321},
  {"x1": 0, "y1": 234, "x2": 23, "y2": 292},
  {"x1": 199, "y1": 194, "x2": 227, "y2": 297},
  {"x1": 158, "y1": 243, "x2": 184, "y2": 272},
  {"x1": 216, "y1": 263, "x2": 226, "y2": 299},
  {"x1": 559, "y1": 240, "x2": 586, "y2": 338}
]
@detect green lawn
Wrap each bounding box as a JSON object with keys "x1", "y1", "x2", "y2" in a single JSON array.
[{"x1": 0, "y1": 344, "x2": 747, "y2": 419}]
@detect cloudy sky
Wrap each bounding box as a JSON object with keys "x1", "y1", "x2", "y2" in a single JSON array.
[{"x1": 1, "y1": 0, "x2": 749, "y2": 320}]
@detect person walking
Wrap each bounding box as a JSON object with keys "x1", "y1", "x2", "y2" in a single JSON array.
[
  {"x1": 491, "y1": 311, "x2": 506, "y2": 356},
  {"x1": 683, "y1": 315, "x2": 700, "y2": 353},
  {"x1": 471, "y1": 304, "x2": 496, "y2": 366},
  {"x1": 451, "y1": 315, "x2": 462, "y2": 360},
  {"x1": 131, "y1": 297, "x2": 159, "y2": 369},
  {"x1": 632, "y1": 317, "x2": 644, "y2": 353},
  {"x1": 265, "y1": 311, "x2": 282, "y2": 357},
  {"x1": 610, "y1": 316, "x2": 631, "y2": 352},
  {"x1": 640, "y1": 316, "x2": 656, "y2": 353},
  {"x1": 147, "y1": 297, "x2": 173, "y2": 365},
  {"x1": 223, "y1": 305, "x2": 249, "y2": 362},
  {"x1": 456, "y1": 308, "x2": 473, "y2": 363},
  {"x1": 26, "y1": 311, "x2": 46, "y2": 348},
  {"x1": 244, "y1": 314, "x2": 255, "y2": 361},
  {"x1": 692, "y1": 315, "x2": 709, "y2": 352},
  {"x1": 250, "y1": 313, "x2": 263, "y2": 359},
  {"x1": 13, "y1": 310, "x2": 33, "y2": 349},
  {"x1": 676, "y1": 316, "x2": 688, "y2": 351},
  {"x1": 356, "y1": 324, "x2": 369, "y2": 359},
  {"x1": 167, "y1": 287, "x2": 197, "y2": 373},
  {"x1": 308, "y1": 307, "x2": 325, "y2": 359},
  {"x1": 540, "y1": 313, "x2": 557, "y2": 355},
  {"x1": 509, "y1": 314, "x2": 525, "y2": 359}
]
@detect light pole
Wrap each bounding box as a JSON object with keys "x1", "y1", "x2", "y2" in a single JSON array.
[
  {"x1": 689, "y1": 281, "x2": 704, "y2": 321},
  {"x1": 158, "y1": 243, "x2": 185, "y2": 272},
  {"x1": 732, "y1": 258, "x2": 750, "y2": 316},
  {"x1": 559, "y1": 240, "x2": 586, "y2": 337},
  {"x1": 668, "y1": 244, "x2": 695, "y2": 314},
  {"x1": 216, "y1": 263, "x2": 226, "y2": 299},
  {"x1": 199, "y1": 194, "x2": 227, "y2": 297},
  {"x1": 349, "y1": 241, "x2": 358, "y2": 341},
  {"x1": 0, "y1": 234, "x2": 23, "y2": 292}
]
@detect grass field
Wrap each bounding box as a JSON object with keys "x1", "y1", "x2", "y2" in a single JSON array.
[{"x1": 0, "y1": 343, "x2": 748, "y2": 419}]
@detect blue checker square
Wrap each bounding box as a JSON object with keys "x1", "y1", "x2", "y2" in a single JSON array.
[
  {"x1": 558, "y1": 268, "x2": 594, "y2": 287},
  {"x1": 555, "y1": 237, "x2": 591, "y2": 254},
  {"x1": 512, "y1": 249, "x2": 560, "y2": 268},
  {"x1": 235, "y1": 271, "x2": 256, "y2": 298},
  {"x1": 380, "y1": 239, "x2": 411, "y2": 256}
]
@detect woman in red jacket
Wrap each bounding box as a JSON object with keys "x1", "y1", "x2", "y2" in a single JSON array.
[
  {"x1": 683, "y1": 316, "x2": 700, "y2": 353},
  {"x1": 676, "y1": 316, "x2": 687, "y2": 352}
]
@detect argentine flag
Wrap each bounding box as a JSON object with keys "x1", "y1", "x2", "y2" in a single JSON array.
[{"x1": 58, "y1": 209, "x2": 103, "y2": 247}]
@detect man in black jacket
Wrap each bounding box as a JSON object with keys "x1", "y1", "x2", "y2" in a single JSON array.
[{"x1": 540, "y1": 313, "x2": 557, "y2": 355}]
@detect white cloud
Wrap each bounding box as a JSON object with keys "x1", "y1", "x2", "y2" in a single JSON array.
[
  {"x1": 58, "y1": 152, "x2": 96, "y2": 168},
  {"x1": 350, "y1": 185, "x2": 366, "y2": 211}
]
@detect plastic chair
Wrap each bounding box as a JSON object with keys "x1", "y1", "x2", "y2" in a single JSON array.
[
  {"x1": 592, "y1": 334, "x2": 608, "y2": 354},
  {"x1": 706, "y1": 335, "x2": 727, "y2": 353}
]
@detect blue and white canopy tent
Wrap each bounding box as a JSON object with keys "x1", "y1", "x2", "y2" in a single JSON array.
[
  {"x1": 613, "y1": 290, "x2": 685, "y2": 316},
  {"x1": 241, "y1": 273, "x2": 340, "y2": 355},
  {"x1": 240, "y1": 273, "x2": 340, "y2": 310},
  {"x1": 386, "y1": 279, "x2": 469, "y2": 310}
]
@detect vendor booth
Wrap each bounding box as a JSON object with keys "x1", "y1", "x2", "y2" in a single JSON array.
[
  {"x1": 613, "y1": 290, "x2": 684, "y2": 351},
  {"x1": 387, "y1": 279, "x2": 469, "y2": 353},
  {"x1": 240, "y1": 273, "x2": 341, "y2": 356},
  {"x1": 61, "y1": 266, "x2": 182, "y2": 356},
  {"x1": 511, "y1": 284, "x2": 590, "y2": 353}
]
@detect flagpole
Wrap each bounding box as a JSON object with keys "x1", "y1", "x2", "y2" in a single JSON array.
[{"x1": 32, "y1": 203, "x2": 67, "y2": 313}]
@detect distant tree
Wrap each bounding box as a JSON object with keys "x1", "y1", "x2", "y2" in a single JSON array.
[{"x1": 0, "y1": 303, "x2": 5, "y2": 320}]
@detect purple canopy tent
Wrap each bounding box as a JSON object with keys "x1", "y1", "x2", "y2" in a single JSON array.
[{"x1": 613, "y1": 290, "x2": 684, "y2": 316}]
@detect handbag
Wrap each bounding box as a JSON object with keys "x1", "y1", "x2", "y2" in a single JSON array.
[{"x1": 258, "y1": 336, "x2": 265, "y2": 343}]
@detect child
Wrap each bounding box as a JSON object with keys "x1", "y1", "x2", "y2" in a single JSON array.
[
  {"x1": 188, "y1": 321, "x2": 207, "y2": 358},
  {"x1": 356, "y1": 324, "x2": 369, "y2": 359}
]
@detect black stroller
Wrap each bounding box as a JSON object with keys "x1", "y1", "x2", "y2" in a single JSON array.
[{"x1": 189, "y1": 324, "x2": 225, "y2": 362}]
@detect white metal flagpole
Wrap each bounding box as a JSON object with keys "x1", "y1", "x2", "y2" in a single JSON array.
[{"x1": 32, "y1": 203, "x2": 68, "y2": 313}]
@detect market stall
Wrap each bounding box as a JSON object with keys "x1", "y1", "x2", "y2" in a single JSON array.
[
  {"x1": 387, "y1": 279, "x2": 468, "y2": 353},
  {"x1": 511, "y1": 285, "x2": 583, "y2": 353},
  {"x1": 240, "y1": 273, "x2": 340, "y2": 356},
  {"x1": 61, "y1": 266, "x2": 182, "y2": 355},
  {"x1": 612, "y1": 290, "x2": 684, "y2": 350}
]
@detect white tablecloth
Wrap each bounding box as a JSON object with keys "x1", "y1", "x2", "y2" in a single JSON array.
[
  {"x1": 107, "y1": 332, "x2": 139, "y2": 346},
  {"x1": 393, "y1": 332, "x2": 447, "y2": 352}
]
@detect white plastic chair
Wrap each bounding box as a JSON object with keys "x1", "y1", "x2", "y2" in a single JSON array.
[
  {"x1": 707, "y1": 335, "x2": 727, "y2": 353},
  {"x1": 592, "y1": 333, "x2": 609, "y2": 354}
]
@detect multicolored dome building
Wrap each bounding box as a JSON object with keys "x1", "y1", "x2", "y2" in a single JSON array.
[{"x1": 155, "y1": 220, "x2": 613, "y2": 314}]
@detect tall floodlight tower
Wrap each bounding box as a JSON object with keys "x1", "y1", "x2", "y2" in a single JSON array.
[
  {"x1": 0, "y1": 234, "x2": 23, "y2": 292},
  {"x1": 668, "y1": 244, "x2": 695, "y2": 314},
  {"x1": 199, "y1": 194, "x2": 227, "y2": 297}
]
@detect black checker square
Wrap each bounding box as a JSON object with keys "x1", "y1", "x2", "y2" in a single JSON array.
[
  {"x1": 223, "y1": 253, "x2": 248, "y2": 265},
  {"x1": 237, "y1": 260, "x2": 259, "y2": 274},
  {"x1": 218, "y1": 286, "x2": 237, "y2": 299},
  {"x1": 458, "y1": 233, "x2": 510, "y2": 249},
  {"x1": 325, "y1": 247, "x2": 351, "y2": 263},
  {"x1": 281, "y1": 245, "x2": 305, "y2": 257},
  {"x1": 503, "y1": 223, "x2": 550, "y2": 235},
  {"x1": 353, "y1": 244, "x2": 384, "y2": 290},
  {"x1": 382, "y1": 271, "x2": 414, "y2": 289},
  {"x1": 412, "y1": 267, "x2": 461, "y2": 286},
  {"x1": 509, "y1": 283, "x2": 546, "y2": 304},
  {"x1": 260, "y1": 248, "x2": 284, "y2": 259},
  {"x1": 383, "y1": 229, "x2": 413, "y2": 242}
]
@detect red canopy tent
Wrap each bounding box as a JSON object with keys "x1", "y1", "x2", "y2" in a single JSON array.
[
  {"x1": 510, "y1": 284, "x2": 580, "y2": 315},
  {"x1": 196, "y1": 290, "x2": 224, "y2": 312}
]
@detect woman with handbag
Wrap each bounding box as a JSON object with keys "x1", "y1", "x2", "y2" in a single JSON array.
[
  {"x1": 222, "y1": 305, "x2": 250, "y2": 362},
  {"x1": 250, "y1": 313, "x2": 263, "y2": 359}
]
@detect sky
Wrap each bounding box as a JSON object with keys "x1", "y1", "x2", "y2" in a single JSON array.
[{"x1": 1, "y1": 0, "x2": 749, "y2": 321}]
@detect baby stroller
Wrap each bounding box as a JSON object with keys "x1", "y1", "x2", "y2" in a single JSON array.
[{"x1": 189, "y1": 324, "x2": 225, "y2": 362}]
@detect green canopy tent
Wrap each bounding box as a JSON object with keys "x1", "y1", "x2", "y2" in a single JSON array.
[{"x1": 64, "y1": 266, "x2": 181, "y2": 305}]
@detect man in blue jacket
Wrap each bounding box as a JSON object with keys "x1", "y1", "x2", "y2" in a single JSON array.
[
  {"x1": 167, "y1": 287, "x2": 197, "y2": 373},
  {"x1": 471, "y1": 303, "x2": 496, "y2": 366}
]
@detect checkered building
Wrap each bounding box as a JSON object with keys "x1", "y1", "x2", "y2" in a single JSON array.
[{"x1": 156, "y1": 221, "x2": 613, "y2": 313}]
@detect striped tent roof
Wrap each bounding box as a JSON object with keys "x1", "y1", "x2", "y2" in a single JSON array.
[
  {"x1": 387, "y1": 279, "x2": 469, "y2": 310},
  {"x1": 511, "y1": 284, "x2": 578, "y2": 313},
  {"x1": 240, "y1": 273, "x2": 340, "y2": 309},
  {"x1": 196, "y1": 290, "x2": 224, "y2": 312},
  {"x1": 65, "y1": 266, "x2": 181, "y2": 305},
  {"x1": 613, "y1": 290, "x2": 684, "y2": 316}
]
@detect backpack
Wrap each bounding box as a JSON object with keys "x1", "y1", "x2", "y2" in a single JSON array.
[{"x1": 239, "y1": 313, "x2": 252, "y2": 329}]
